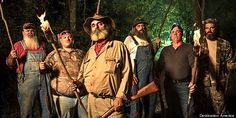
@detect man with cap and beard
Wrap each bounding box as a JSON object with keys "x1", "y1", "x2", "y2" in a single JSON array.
[
  {"x1": 6, "y1": 22, "x2": 50, "y2": 118},
  {"x1": 77, "y1": 14, "x2": 132, "y2": 118},
  {"x1": 124, "y1": 17, "x2": 160, "y2": 118},
  {"x1": 195, "y1": 18, "x2": 236, "y2": 114}
]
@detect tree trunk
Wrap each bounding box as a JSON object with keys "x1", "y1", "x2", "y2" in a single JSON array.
[
  {"x1": 68, "y1": 0, "x2": 77, "y2": 32},
  {"x1": 192, "y1": 0, "x2": 204, "y2": 27}
]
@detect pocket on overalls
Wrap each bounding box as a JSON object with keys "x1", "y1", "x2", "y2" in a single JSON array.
[{"x1": 29, "y1": 61, "x2": 40, "y2": 72}]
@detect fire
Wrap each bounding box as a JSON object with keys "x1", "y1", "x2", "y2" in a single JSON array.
[
  {"x1": 193, "y1": 23, "x2": 201, "y2": 46},
  {"x1": 37, "y1": 12, "x2": 46, "y2": 23},
  {"x1": 37, "y1": 11, "x2": 55, "y2": 43},
  {"x1": 37, "y1": 11, "x2": 51, "y2": 32}
]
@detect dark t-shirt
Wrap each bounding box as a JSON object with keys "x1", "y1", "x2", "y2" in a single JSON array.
[{"x1": 158, "y1": 43, "x2": 194, "y2": 80}]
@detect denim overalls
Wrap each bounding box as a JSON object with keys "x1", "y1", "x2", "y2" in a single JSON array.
[
  {"x1": 130, "y1": 37, "x2": 156, "y2": 118},
  {"x1": 17, "y1": 41, "x2": 50, "y2": 118}
]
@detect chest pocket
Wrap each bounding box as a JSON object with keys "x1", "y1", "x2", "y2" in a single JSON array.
[{"x1": 104, "y1": 57, "x2": 117, "y2": 73}]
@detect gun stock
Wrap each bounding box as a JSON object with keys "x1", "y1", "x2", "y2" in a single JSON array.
[
  {"x1": 131, "y1": 81, "x2": 159, "y2": 101},
  {"x1": 98, "y1": 107, "x2": 115, "y2": 118}
]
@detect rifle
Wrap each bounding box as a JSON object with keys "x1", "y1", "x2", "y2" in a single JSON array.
[
  {"x1": 98, "y1": 107, "x2": 115, "y2": 118},
  {"x1": 98, "y1": 80, "x2": 159, "y2": 118}
]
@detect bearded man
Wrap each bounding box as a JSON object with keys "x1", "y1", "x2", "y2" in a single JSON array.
[
  {"x1": 196, "y1": 18, "x2": 236, "y2": 114},
  {"x1": 6, "y1": 22, "x2": 50, "y2": 118},
  {"x1": 124, "y1": 18, "x2": 160, "y2": 118},
  {"x1": 76, "y1": 14, "x2": 132, "y2": 118}
]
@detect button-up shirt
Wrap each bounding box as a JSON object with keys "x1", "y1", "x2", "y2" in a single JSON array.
[{"x1": 78, "y1": 40, "x2": 132, "y2": 99}]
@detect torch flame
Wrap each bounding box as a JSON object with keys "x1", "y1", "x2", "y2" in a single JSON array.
[
  {"x1": 37, "y1": 11, "x2": 55, "y2": 43},
  {"x1": 37, "y1": 11, "x2": 51, "y2": 32},
  {"x1": 193, "y1": 23, "x2": 201, "y2": 46},
  {"x1": 193, "y1": 29, "x2": 200, "y2": 46},
  {"x1": 37, "y1": 11, "x2": 46, "y2": 24}
]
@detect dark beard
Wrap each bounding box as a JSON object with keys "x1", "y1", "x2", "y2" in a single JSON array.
[
  {"x1": 206, "y1": 33, "x2": 216, "y2": 40},
  {"x1": 134, "y1": 30, "x2": 148, "y2": 39}
]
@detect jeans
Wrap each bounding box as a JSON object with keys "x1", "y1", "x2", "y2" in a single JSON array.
[
  {"x1": 53, "y1": 95, "x2": 88, "y2": 118},
  {"x1": 164, "y1": 80, "x2": 195, "y2": 118},
  {"x1": 18, "y1": 74, "x2": 50, "y2": 118}
]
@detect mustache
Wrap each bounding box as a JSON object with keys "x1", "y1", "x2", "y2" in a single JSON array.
[{"x1": 90, "y1": 28, "x2": 109, "y2": 41}]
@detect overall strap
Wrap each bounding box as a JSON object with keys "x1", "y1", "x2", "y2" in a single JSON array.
[
  {"x1": 131, "y1": 36, "x2": 139, "y2": 45},
  {"x1": 20, "y1": 40, "x2": 28, "y2": 51}
]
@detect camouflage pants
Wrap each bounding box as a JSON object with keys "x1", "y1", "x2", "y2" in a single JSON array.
[{"x1": 205, "y1": 84, "x2": 225, "y2": 114}]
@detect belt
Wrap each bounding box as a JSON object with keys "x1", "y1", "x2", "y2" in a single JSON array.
[
  {"x1": 90, "y1": 92, "x2": 114, "y2": 99},
  {"x1": 171, "y1": 79, "x2": 190, "y2": 83}
]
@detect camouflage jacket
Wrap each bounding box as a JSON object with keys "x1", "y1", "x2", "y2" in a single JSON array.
[{"x1": 198, "y1": 36, "x2": 233, "y2": 87}]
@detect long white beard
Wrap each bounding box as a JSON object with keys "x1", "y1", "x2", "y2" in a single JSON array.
[
  {"x1": 90, "y1": 29, "x2": 109, "y2": 42},
  {"x1": 23, "y1": 36, "x2": 39, "y2": 50}
]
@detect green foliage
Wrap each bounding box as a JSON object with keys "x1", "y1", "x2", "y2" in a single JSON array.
[
  {"x1": 2, "y1": 0, "x2": 236, "y2": 55},
  {"x1": 109, "y1": 0, "x2": 193, "y2": 60}
]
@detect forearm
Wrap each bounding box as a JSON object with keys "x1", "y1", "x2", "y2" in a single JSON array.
[
  {"x1": 6, "y1": 54, "x2": 16, "y2": 68},
  {"x1": 131, "y1": 81, "x2": 159, "y2": 101}
]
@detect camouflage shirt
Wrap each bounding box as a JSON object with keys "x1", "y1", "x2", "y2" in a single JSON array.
[{"x1": 44, "y1": 48, "x2": 85, "y2": 79}]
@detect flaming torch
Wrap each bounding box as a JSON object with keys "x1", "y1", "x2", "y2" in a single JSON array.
[
  {"x1": 37, "y1": 12, "x2": 55, "y2": 43},
  {"x1": 37, "y1": 11, "x2": 87, "y2": 115},
  {"x1": 186, "y1": 23, "x2": 201, "y2": 118}
]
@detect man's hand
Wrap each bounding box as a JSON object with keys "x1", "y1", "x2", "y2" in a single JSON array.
[
  {"x1": 188, "y1": 82, "x2": 196, "y2": 94},
  {"x1": 39, "y1": 61, "x2": 46, "y2": 70},
  {"x1": 113, "y1": 97, "x2": 123, "y2": 111},
  {"x1": 227, "y1": 61, "x2": 236, "y2": 70},
  {"x1": 73, "y1": 80, "x2": 83, "y2": 89},
  {"x1": 155, "y1": 37, "x2": 161, "y2": 45},
  {"x1": 10, "y1": 50, "x2": 17, "y2": 58}
]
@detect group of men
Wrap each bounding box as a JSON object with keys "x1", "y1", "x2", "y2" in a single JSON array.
[{"x1": 5, "y1": 13, "x2": 236, "y2": 118}]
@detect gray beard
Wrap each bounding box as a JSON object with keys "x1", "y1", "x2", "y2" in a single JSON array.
[{"x1": 90, "y1": 29, "x2": 109, "y2": 41}]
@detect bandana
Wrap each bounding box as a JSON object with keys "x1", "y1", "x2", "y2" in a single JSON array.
[
  {"x1": 95, "y1": 39, "x2": 107, "y2": 55},
  {"x1": 60, "y1": 33, "x2": 72, "y2": 39}
]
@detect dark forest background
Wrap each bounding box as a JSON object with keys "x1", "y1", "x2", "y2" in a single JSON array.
[{"x1": 0, "y1": 0, "x2": 236, "y2": 117}]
